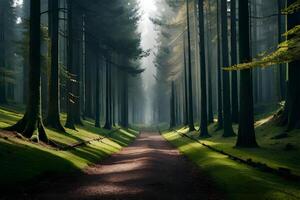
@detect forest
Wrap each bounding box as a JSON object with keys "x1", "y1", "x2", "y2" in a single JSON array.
[{"x1": 0, "y1": 0, "x2": 300, "y2": 199}]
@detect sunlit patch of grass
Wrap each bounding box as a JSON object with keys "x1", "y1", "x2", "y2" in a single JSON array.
[
  {"x1": 162, "y1": 131, "x2": 300, "y2": 200},
  {"x1": 172, "y1": 112, "x2": 300, "y2": 177},
  {"x1": 0, "y1": 106, "x2": 138, "y2": 188}
]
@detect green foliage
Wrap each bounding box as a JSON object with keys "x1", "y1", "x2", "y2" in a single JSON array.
[
  {"x1": 0, "y1": 106, "x2": 138, "y2": 187},
  {"x1": 283, "y1": 0, "x2": 300, "y2": 14},
  {"x1": 225, "y1": 25, "x2": 300, "y2": 71}
]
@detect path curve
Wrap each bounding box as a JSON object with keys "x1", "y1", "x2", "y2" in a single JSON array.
[{"x1": 29, "y1": 132, "x2": 223, "y2": 200}]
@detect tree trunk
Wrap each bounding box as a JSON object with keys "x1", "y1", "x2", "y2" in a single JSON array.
[
  {"x1": 95, "y1": 55, "x2": 100, "y2": 128},
  {"x1": 221, "y1": 0, "x2": 235, "y2": 137},
  {"x1": 0, "y1": 7, "x2": 7, "y2": 104},
  {"x1": 198, "y1": 0, "x2": 210, "y2": 137},
  {"x1": 7, "y1": 0, "x2": 48, "y2": 143},
  {"x1": 206, "y1": 0, "x2": 214, "y2": 124},
  {"x1": 277, "y1": 0, "x2": 300, "y2": 130},
  {"x1": 186, "y1": 0, "x2": 195, "y2": 131},
  {"x1": 231, "y1": 0, "x2": 239, "y2": 123},
  {"x1": 170, "y1": 81, "x2": 176, "y2": 129},
  {"x1": 216, "y1": 0, "x2": 223, "y2": 131},
  {"x1": 104, "y1": 56, "x2": 112, "y2": 130},
  {"x1": 65, "y1": 0, "x2": 76, "y2": 130},
  {"x1": 45, "y1": 0, "x2": 65, "y2": 132},
  {"x1": 236, "y1": 0, "x2": 258, "y2": 148},
  {"x1": 278, "y1": 0, "x2": 286, "y2": 101},
  {"x1": 183, "y1": 36, "x2": 189, "y2": 126}
]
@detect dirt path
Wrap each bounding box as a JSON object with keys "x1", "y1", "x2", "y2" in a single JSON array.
[{"x1": 25, "y1": 132, "x2": 223, "y2": 200}]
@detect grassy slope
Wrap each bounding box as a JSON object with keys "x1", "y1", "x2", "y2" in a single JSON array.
[
  {"x1": 162, "y1": 130, "x2": 300, "y2": 200},
  {"x1": 0, "y1": 106, "x2": 138, "y2": 187},
  {"x1": 173, "y1": 114, "x2": 300, "y2": 177}
]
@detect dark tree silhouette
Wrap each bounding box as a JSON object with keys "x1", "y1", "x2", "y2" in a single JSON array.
[
  {"x1": 45, "y1": 0, "x2": 65, "y2": 132},
  {"x1": 236, "y1": 0, "x2": 258, "y2": 148},
  {"x1": 221, "y1": 0, "x2": 235, "y2": 137},
  {"x1": 186, "y1": 0, "x2": 195, "y2": 132},
  {"x1": 230, "y1": 0, "x2": 239, "y2": 123},
  {"x1": 6, "y1": 0, "x2": 48, "y2": 143},
  {"x1": 198, "y1": 0, "x2": 209, "y2": 137}
]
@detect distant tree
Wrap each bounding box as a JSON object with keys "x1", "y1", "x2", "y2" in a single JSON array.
[
  {"x1": 170, "y1": 81, "x2": 176, "y2": 129},
  {"x1": 65, "y1": 0, "x2": 76, "y2": 130},
  {"x1": 95, "y1": 53, "x2": 101, "y2": 128},
  {"x1": 216, "y1": 0, "x2": 223, "y2": 131},
  {"x1": 221, "y1": 0, "x2": 235, "y2": 137},
  {"x1": 186, "y1": 0, "x2": 195, "y2": 131},
  {"x1": 7, "y1": 0, "x2": 48, "y2": 143},
  {"x1": 0, "y1": 3, "x2": 6, "y2": 104},
  {"x1": 104, "y1": 55, "x2": 112, "y2": 130},
  {"x1": 198, "y1": 0, "x2": 209, "y2": 137},
  {"x1": 230, "y1": 0, "x2": 239, "y2": 123},
  {"x1": 183, "y1": 36, "x2": 189, "y2": 126}
]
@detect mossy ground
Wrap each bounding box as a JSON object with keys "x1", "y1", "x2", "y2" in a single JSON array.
[
  {"x1": 162, "y1": 109, "x2": 300, "y2": 200},
  {"x1": 0, "y1": 106, "x2": 138, "y2": 188},
  {"x1": 162, "y1": 130, "x2": 300, "y2": 200}
]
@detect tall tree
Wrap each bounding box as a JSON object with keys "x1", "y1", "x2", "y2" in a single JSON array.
[
  {"x1": 45, "y1": 0, "x2": 65, "y2": 132},
  {"x1": 170, "y1": 81, "x2": 176, "y2": 128},
  {"x1": 206, "y1": 1, "x2": 214, "y2": 124},
  {"x1": 231, "y1": 0, "x2": 239, "y2": 123},
  {"x1": 65, "y1": 0, "x2": 76, "y2": 129},
  {"x1": 221, "y1": 0, "x2": 235, "y2": 137},
  {"x1": 0, "y1": 3, "x2": 7, "y2": 104},
  {"x1": 216, "y1": 0, "x2": 223, "y2": 131},
  {"x1": 95, "y1": 53, "x2": 101, "y2": 128},
  {"x1": 198, "y1": 0, "x2": 209, "y2": 137},
  {"x1": 186, "y1": 0, "x2": 195, "y2": 131},
  {"x1": 277, "y1": 0, "x2": 286, "y2": 101},
  {"x1": 104, "y1": 56, "x2": 112, "y2": 130},
  {"x1": 183, "y1": 35, "x2": 189, "y2": 126},
  {"x1": 7, "y1": 0, "x2": 48, "y2": 142},
  {"x1": 236, "y1": 0, "x2": 258, "y2": 147},
  {"x1": 277, "y1": 0, "x2": 300, "y2": 131}
]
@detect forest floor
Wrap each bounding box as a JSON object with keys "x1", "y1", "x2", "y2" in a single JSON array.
[
  {"x1": 162, "y1": 114, "x2": 300, "y2": 200},
  {"x1": 7, "y1": 132, "x2": 222, "y2": 200},
  {"x1": 0, "y1": 106, "x2": 138, "y2": 198}
]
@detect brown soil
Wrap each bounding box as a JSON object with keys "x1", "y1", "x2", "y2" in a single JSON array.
[{"x1": 14, "y1": 132, "x2": 223, "y2": 200}]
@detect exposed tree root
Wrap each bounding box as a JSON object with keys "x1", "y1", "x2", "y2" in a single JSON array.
[{"x1": 5, "y1": 114, "x2": 48, "y2": 144}]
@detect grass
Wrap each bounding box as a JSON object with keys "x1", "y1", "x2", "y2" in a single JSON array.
[
  {"x1": 173, "y1": 113, "x2": 300, "y2": 177},
  {"x1": 0, "y1": 106, "x2": 139, "y2": 189},
  {"x1": 162, "y1": 130, "x2": 300, "y2": 200}
]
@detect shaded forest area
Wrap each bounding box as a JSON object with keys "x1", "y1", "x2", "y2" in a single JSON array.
[{"x1": 0, "y1": 0, "x2": 300, "y2": 199}]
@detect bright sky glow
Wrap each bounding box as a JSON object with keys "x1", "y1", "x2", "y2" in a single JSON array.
[
  {"x1": 13, "y1": 0, "x2": 23, "y2": 7},
  {"x1": 138, "y1": 0, "x2": 158, "y2": 124}
]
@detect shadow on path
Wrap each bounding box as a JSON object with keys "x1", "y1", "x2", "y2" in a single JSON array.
[{"x1": 25, "y1": 132, "x2": 223, "y2": 200}]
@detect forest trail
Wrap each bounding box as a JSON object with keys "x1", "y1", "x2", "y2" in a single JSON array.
[{"x1": 26, "y1": 132, "x2": 222, "y2": 200}]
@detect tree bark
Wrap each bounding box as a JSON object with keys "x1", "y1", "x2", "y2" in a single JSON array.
[
  {"x1": 216, "y1": 0, "x2": 223, "y2": 131},
  {"x1": 95, "y1": 55, "x2": 100, "y2": 128},
  {"x1": 221, "y1": 0, "x2": 235, "y2": 137},
  {"x1": 0, "y1": 7, "x2": 7, "y2": 104},
  {"x1": 104, "y1": 56, "x2": 112, "y2": 130},
  {"x1": 183, "y1": 36, "x2": 189, "y2": 126},
  {"x1": 186, "y1": 0, "x2": 195, "y2": 131},
  {"x1": 231, "y1": 0, "x2": 239, "y2": 123},
  {"x1": 65, "y1": 0, "x2": 76, "y2": 130},
  {"x1": 170, "y1": 81, "x2": 176, "y2": 129},
  {"x1": 198, "y1": 0, "x2": 210, "y2": 137},
  {"x1": 45, "y1": 0, "x2": 65, "y2": 132},
  {"x1": 236, "y1": 0, "x2": 258, "y2": 148},
  {"x1": 7, "y1": 0, "x2": 48, "y2": 143}
]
